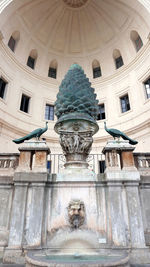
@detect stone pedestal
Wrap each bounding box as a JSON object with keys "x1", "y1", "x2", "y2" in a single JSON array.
[
  {"x1": 102, "y1": 140, "x2": 140, "y2": 180},
  {"x1": 14, "y1": 141, "x2": 50, "y2": 182}
]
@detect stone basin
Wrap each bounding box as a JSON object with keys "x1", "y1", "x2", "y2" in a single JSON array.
[{"x1": 25, "y1": 249, "x2": 129, "y2": 267}]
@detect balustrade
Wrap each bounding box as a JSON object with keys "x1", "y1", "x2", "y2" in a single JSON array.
[{"x1": 0, "y1": 152, "x2": 150, "y2": 175}]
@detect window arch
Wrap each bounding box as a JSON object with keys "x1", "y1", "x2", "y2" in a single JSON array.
[
  {"x1": 27, "y1": 49, "x2": 38, "y2": 69},
  {"x1": 92, "y1": 60, "x2": 102, "y2": 78},
  {"x1": 113, "y1": 49, "x2": 124, "y2": 69},
  {"x1": 130, "y1": 30, "x2": 143, "y2": 52},
  {"x1": 48, "y1": 60, "x2": 57, "y2": 79},
  {"x1": 8, "y1": 31, "x2": 20, "y2": 52}
]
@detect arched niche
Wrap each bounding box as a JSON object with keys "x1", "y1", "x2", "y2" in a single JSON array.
[
  {"x1": 130, "y1": 30, "x2": 143, "y2": 52},
  {"x1": 92, "y1": 59, "x2": 102, "y2": 79},
  {"x1": 8, "y1": 30, "x2": 20, "y2": 52},
  {"x1": 48, "y1": 59, "x2": 57, "y2": 79},
  {"x1": 113, "y1": 49, "x2": 124, "y2": 69},
  {"x1": 27, "y1": 49, "x2": 38, "y2": 69}
]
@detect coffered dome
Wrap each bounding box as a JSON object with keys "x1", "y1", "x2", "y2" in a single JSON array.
[{"x1": 1, "y1": 0, "x2": 149, "y2": 57}]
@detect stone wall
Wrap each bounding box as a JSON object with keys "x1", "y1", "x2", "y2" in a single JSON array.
[
  {"x1": 0, "y1": 142, "x2": 150, "y2": 264},
  {"x1": 0, "y1": 174, "x2": 150, "y2": 262}
]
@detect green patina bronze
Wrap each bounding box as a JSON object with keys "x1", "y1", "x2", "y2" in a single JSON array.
[
  {"x1": 104, "y1": 122, "x2": 138, "y2": 145},
  {"x1": 12, "y1": 122, "x2": 48, "y2": 144},
  {"x1": 55, "y1": 64, "x2": 99, "y2": 123}
]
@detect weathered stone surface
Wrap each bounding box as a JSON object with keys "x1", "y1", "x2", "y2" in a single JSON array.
[
  {"x1": 14, "y1": 172, "x2": 48, "y2": 182},
  {"x1": 121, "y1": 151, "x2": 135, "y2": 168},
  {"x1": 17, "y1": 152, "x2": 31, "y2": 172},
  {"x1": 47, "y1": 182, "x2": 102, "y2": 235},
  {"x1": 8, "y1": 183, "x2": 28, "y2": 247},
  {"x1": 57, "y1": 168, "x2": 97, "y2": 181},
  {"x1": 17, "y1": 141, "x2": 50, "y2": 172},
  {"x1": 19, "y1": 141, "x2": 50, "y2": 152},
  {"x1": 105, "y1": 150, "x2": 120, "y2": 169},
  {"x1": 107, "y1": 183, "x2": 127, "y2": 246},
  {"x1": 129, "y1": 248, "x2": 150, "y2": 264},
  {"x1": 104, "y1": 170, "x2": 140, "y2": 181},
  {"x1": 103, "y1": 140, "x2": 140, "y2": 181},
  {"x1": 0, "y1": 186, "x2": 13, "y2": 246},
  {"x1": 102, "y1": 140, "x2": 135, "y2": 151},
  {"x1": 125, "y1": 183, "x2": 145, "y2": 248},
  {"x1": 95, "y1": 186, "x2": 107, "y2": 236},
  {"x1": 140, "y1": 182, "x2": 150, "y2": 246},
  {"x1": 3, "y1": 249, "x2": 25, "y2": 264},
  {"x1": 32, "y1": 151, "x2": 47, "y2": 172},
  {"x1": 24, "y1": 183, "x2": 45, "y2": 247}
]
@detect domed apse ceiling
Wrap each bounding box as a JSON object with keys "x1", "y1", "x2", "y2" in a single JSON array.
[
  {"x1": 63, "y1": 0, "x2": 89, "y2": 8},
  {"x1": 3, "y1": 0, "x2": 144, "y2": 55}
]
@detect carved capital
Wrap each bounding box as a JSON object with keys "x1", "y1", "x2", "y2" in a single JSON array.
[{"x1": 60, "y1": 131, "x2": 93, "y2": 155}]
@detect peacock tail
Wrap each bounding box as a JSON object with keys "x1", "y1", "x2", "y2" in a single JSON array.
[
  {"x1": 120, "y1": 132, "x2": 138, "y2": 145},
  {"x1": 104, "y1": 122, "x2": 138, "y2": 145},
  {"x1": 13, "y1": 122, "x2": 48, "y2": 144},
  {"x1": 13, "y1": 133, "x2": 33, "y2": 144}
]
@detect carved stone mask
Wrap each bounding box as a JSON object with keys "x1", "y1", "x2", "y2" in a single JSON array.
[{"x1": 68, "y1": 200, "x2": 85, "y2": 228}]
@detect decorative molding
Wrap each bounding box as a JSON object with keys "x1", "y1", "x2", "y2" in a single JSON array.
[
  {"x1": 0, "y1": 0, "x2": 12, "y2": 14},
  {"x1": 139, "y1": 0, "x2": 150, "y2": 13}
]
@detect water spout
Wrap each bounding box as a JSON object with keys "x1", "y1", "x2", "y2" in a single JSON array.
[
  {"x1": 72, "y1": 215, "x2": 80, "y2": 228},
  {"x1": 73, "y1": 252, "x2": 81, "y2": 259}
]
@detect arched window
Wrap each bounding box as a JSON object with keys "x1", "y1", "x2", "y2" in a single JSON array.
[
  {"x1": 92, "y1": 60, "x2": 102, "y2": 78},
  {"x1": 113, "y1": 49, "x2": 124, "y2": 69},
  {"x1": 130, "y1": 31, "x2": 143, "y2": 52},
  {"x1": 8, "y1": 31, "x2": 20, "y2": 52},
  {"x1": 48, "y1": 60, "x2": 57, "y2": 79},
  {"x1": 27, "y1": 49, "x2": 38, "y2": 69}
]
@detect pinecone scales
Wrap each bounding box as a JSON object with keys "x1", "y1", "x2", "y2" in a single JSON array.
[{"x1": 55, "y1": 64, "x2": 99, "y2": 120}]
